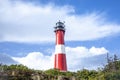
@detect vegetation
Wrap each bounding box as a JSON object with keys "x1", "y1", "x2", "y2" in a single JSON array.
[{"x1": 0, "y1": 54, "x2": 120, "y2": 80}]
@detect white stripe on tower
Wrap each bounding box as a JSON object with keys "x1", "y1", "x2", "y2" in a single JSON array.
[{"x1": 55, "y1": 45, "x2": 65, "y2": 54}]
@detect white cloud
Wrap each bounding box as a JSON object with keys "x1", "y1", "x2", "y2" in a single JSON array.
[
  {"x1": 0, "y1": 0, "x2": 120, "y2": 42},
  {"x1": 12, "y1": 46, "x2": 108, "y2": 71},
  {"x1": 65, "y1": 14, "x2": 120, "y2": 41},
  {"x1": 66, "y1": 46, "x2": 108, "y2": 71},
  {"x1": 13, "y1": 52, "x2": 54, "y2": 70}
]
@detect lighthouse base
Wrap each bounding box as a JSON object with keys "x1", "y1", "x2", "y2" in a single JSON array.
[{"x1": 54, "y1": 53, "x2": 67, "y2": 71}]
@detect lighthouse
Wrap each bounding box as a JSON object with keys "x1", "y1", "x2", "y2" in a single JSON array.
[{"x1": 54, "y1": 21, "x2": 67, "y2": 71}]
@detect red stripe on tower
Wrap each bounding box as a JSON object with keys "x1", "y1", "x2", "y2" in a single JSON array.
[{"x1": 54, "y1": 21, "x2": 67, "y2": 71}]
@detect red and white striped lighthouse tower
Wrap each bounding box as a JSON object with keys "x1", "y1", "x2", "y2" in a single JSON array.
[{"x1": 54, "y1": 21, "x2": 67, "y2": 71}]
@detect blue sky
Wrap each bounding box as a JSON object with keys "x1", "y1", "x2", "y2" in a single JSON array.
[{"x1": 0, "y1": 0, "x2": 120, "y2": 71}]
